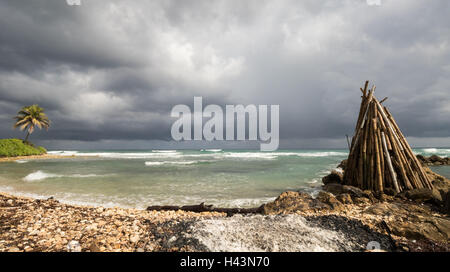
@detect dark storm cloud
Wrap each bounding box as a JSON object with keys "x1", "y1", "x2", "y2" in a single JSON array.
[{"x1": 0, "y1": 0, "x2": 449, "y2": 148}]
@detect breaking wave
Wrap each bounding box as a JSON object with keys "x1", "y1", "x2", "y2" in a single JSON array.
[
  {"x1": 221, "y1": 151, "x2": 347, "y2": 160},
  {"x1": 416, "y1": 148, "x2": 450, "y2": 156},
  {"x1": 23, "y1": 171, "x2": 109, "y2": 182},
  {"x1": 144, "y1": 161, "x2": 202, "y2": 166},
  {"x1": 15, "y1": 160, "x2": 28, "y2": 164},
  {"x1": 45, "y1": 150, "x2": 348, "y2": 161}
]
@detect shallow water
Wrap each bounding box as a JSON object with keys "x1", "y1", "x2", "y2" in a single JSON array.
[{"x1": 0, "y1": 148, "x2": 448, "y2": 208}]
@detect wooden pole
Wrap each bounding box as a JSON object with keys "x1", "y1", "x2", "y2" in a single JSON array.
[
  {"x1": 382, "y1": 132, "x2": 400, "y2": 193},
  {"x1": 373, "y1": 117, "x2": 383, "y2": 192}
]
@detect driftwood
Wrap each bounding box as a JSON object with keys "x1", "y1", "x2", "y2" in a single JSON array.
[
  {"x1": 343, "y1": 81, "x2": 432, "y2": 193},
  {"x1": 146, "y1": 202, "x2": 265, "y2": 216}
]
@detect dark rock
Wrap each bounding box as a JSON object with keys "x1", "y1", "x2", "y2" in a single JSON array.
[
  {"x1": 429, "y1": 155, "x2": 442, "y2": 163},
  {"x1": 362, "y1": 190, "x2": 378, "y2": 203},
  {"x1": 323, "y1": 184, "x2": 364, "y2": 198},
  {"x1": 316, "y1": 191, "x2": 344, "y2": 211},
  {"x1": 337, "y1": 159, "x2": 347, "y2": 171},
  {"x1": 352, "y1": 197, "x2": 371, "y2": 205},
  {"x1": 342, "y1": 185, "x2": 364, "y2": 198},
  {"x1": 416, "y1": 155, "x2": 449, "y2": 166},
  {"x1": 336, "y1": 193, "x2": 353, "y2": 204},
  {"x1": 323, "y1": 183, "x2": 344, "y2": 195},
  {"x1": 377, "y1": 193, "x2": 393, "y2": 202},
  {"x1": 321, "y1": 170, "x2": 343, "y2": 185},
  {"x1": 263, "y1": 191, "x2": 328, "y2": 214},
  {"x1": 384, "y1": 188, "x2": 397, "y2": 196},
  {"x1": 416, "y1": 154, "x2": 427, "y2": 164},
  {"x1": 445, "y1": 191, "x2": 450, "y2": 216},
  {"x1": 405, "y1": 188, "x2": 443, "y2": 205}
]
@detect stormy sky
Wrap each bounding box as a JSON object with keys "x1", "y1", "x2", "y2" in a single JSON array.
[{"x1": 0, "y1": 0, "x2": 449, "y2": 150}]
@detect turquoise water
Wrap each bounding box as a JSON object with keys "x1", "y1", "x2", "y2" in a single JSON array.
[{"x1": 0, "y1": 148, "x2": 449, "y2": 208}]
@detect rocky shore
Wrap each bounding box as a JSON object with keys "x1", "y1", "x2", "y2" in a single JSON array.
[
  {"x1": 0, "y1": 193, "x2": 224, "y2": 252},
  {"x1": 417, "y1": 155, "x2": 450, "y2": 166},
  {"x1": 0, "y1": 156, "x2": 449, "y2": 252}
]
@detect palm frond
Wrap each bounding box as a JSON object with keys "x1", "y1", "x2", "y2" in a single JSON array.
[{"x1": 13, "y1": 104, "x2": 51, "y2": 138}]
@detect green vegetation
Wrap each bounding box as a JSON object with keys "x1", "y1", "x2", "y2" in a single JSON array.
[
  {"x1": 0, "y1": 139, "x2": 47, "y2": 157},
  {"x1": 13, "y1": 104, "x2": 51, "y2": 142}
]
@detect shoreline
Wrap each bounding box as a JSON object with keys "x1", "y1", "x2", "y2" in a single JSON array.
[
  {"x1": 0, "y1": 154, "x2": 76, "y2": 163},
  {"x1": 0, "y1": 153, "x2": 101, "y2": 163}
]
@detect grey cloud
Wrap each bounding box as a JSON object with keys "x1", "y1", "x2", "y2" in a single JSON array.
[{"x1": 0, "y1": 0, "x2": 449, "y2": 148}]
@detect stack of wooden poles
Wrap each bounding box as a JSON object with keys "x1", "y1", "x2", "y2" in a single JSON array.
[{"x1": 343, "y1": 81, "x2": 433, "y2": 193}]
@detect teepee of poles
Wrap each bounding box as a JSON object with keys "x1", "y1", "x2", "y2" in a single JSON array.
[{"x1": 342, "y1": 81, "x2": 433, "y2": 193}]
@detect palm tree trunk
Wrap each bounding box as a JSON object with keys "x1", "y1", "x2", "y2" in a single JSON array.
[{"x1": 24, "y1": 132, "x2": 30, "y2": 143}]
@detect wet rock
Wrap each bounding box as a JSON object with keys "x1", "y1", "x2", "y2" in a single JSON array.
[{"x1": 322, "y1": 170, "x2": 343, "y2": 185}]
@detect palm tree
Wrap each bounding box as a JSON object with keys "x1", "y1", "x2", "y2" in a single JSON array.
[{"x1": 13, "y1": 104, "x2": 50, "y2": 143}]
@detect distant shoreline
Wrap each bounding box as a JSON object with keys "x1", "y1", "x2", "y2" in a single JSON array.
[
  {"x1": 0, "y1": 154, "x2": 102, "y2": 163},
  {"x1": 0, "y1": 154, "x2": 75, "y2": 163}
]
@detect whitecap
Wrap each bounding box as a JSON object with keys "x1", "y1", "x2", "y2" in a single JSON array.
[
  {"x1": 144, "y1": 160, "x2": 201, "y2": 166},
  {"x1": 23, "y1": 171, "x2": 111, "y2": 182},
  {"x1": 23, "y1": 171, "x2": 62, "y2": 182},
  {"x1": 47, "y1": 151, "x2": 79, "y2": 156},
  {"x1": 73, "y1": 152, "x2": 182, "y2": 159}
]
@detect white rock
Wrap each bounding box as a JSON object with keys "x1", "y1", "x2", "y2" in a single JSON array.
[{"x1": 130, "y1": 235, "x2": 140, "y2": 243}]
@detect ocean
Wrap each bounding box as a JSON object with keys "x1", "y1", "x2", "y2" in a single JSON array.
[{"x1": 0, "y1": 148, "x2": 449, "y2": 209}]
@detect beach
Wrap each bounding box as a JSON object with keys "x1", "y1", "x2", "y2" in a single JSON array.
[
  {"x1": 1, "y1": 186, "x2": 448, "y2": 252},
  {"x1": 0, "y1": 192, "x2": 224, "y2": 252}
]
